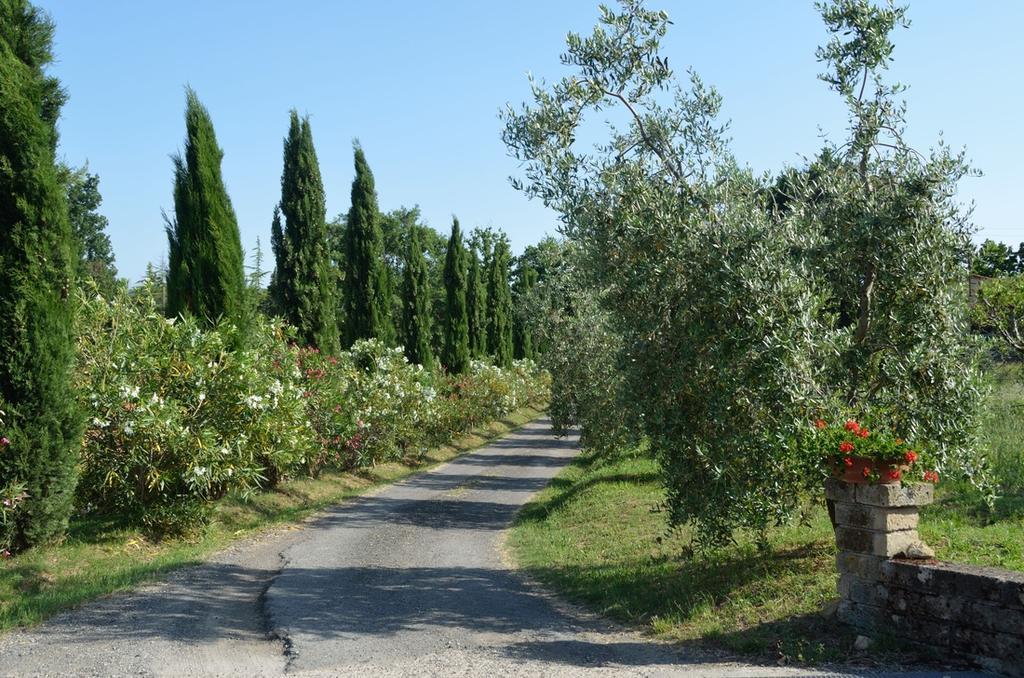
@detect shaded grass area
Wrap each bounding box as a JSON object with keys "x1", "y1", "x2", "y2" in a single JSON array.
[
  {"x1": 508, "y1": 448, "x2": 858, "y2": 665},
  {"x1": 0, "y1": 405, "x2": 545, "y2": 633},
  {"x1": 509, "y1": 373, "x2": 1024, "y2": 665}
]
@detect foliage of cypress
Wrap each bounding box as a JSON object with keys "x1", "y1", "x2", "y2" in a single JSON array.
[
  {"x1": 487, "y1": 235, "x2": 514, "y2": 368},
  {"x1": 442, "y1": 218, "x2": 470, "y2": 374},
  {"x1": 0, "y1": 0, "x2": 85, "y2": 547},
  {"x1": 512, "y1": 261, "x2": 537, "y2": 360},
  {"x1": 466, "y1": 240, "x2": 488, "y2": 358},
  {"x1": 165, "y1": 89, "x2": 245, "y2": 327},
  {"x1": 267, "y1": 206, "x2": 285, "y2": 315},
  {"x1": 272, "y1": 112, "x2": 338, "y2": 353},
  {"x1": 342, "y1": 144, "x2": 393, "y2": 346},
  {"x1": 400, "y1": 223, "x2": 434, "y2": 368}
]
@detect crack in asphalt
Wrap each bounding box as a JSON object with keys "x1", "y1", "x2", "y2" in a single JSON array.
[{"x1": 259, "y1": 547, "x2": 295, "y2": 672}]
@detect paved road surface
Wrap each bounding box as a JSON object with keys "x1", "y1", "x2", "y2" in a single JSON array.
[{"x1": 0, "y1": 418, "x2": 983, "y2": 677}]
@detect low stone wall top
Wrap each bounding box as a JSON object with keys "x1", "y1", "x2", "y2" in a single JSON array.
[{"x1": 882, "y1": 559, "x2": 1024, "y2": 675}]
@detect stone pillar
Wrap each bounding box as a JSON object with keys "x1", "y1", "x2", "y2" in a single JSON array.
[{"x1": 825, "y1": 479, "x2": 934, "y2": 629}]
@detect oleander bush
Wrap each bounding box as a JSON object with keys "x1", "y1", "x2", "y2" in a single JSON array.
[
  {"x1": 72, "y1": 287, "x2": 548, "y2": 536},
  {"x1": 76, "y1": 288, "x2": 313, "y2": 535}
]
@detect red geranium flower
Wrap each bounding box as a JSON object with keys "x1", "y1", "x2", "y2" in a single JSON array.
[
  {"x1": 839, "y1": 441, "x2": 855, "y2": 454},
  {"x1": 857, "y1": 428, "x2": 869, "y2": 438},
  {"x1": 814, "y1": 419, "x2": 827, "y2": 430},
  {"x1": 844, "y1": 420, "x2": 860, "y2": 433},
  {"x1": 843, "y1": 457, "x2": 854, "y2": 467},
  {"x1": 887, "y1": 469, "x2": 902, "y2": 481},
  {"x1": 924, "y1": 470, "x2": 939, "y2": 483},
  {"x1": 862, "y1": 466, "x2": 871, "y2": 477},
  {"x1": 904, "y1": 450, "x2": 918, "y2": 464}
]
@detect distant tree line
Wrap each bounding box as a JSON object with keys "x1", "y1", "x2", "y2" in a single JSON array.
[
  {"x1": 971, "y1": 239, "x2": 1024, "y2": 277},
  {"x1": 154, "y1": 90, "x2": 540, "y2": 373}
]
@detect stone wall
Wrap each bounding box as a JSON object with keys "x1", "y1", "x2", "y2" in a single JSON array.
[{"x1": 827, "y1": 479, "x2": 1024, "y2": 676}]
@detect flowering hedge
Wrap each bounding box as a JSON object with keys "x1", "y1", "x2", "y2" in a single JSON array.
[
  {"x1": 76, "y1": 292, "x2": 313, "y2": 534},
  {"x1": 72, "y1": 290, "x2": 548, "y2": 536}
]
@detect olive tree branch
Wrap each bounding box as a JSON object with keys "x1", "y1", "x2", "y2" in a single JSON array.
[{"x1": 600, "y1": 86, "x2": 686, "y2": 185}]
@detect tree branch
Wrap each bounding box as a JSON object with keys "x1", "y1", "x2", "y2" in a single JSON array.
[{"x1": 601, "y1": 86, "x2": 685, "y2": 185}]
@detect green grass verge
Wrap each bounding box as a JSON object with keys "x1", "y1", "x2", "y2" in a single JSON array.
[
  {"x1": 508, "y1": 374, "x2": 1024, "y2": 665},
  {"x1": 0, "y1": 404, "x2": 546, "y2": 633}
]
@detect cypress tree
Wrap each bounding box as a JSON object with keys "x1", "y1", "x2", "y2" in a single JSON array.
[
  {"x1": 466, "y1": 240, "x2": 488, "y2": 358},
  {"x1": 400, "y1": 224, "x2": 433, "y2": 368},
  {"x1": 267, "y1": 205, "x2": 286, "y2": 315},
  {"x1": 274, "y1": 112, "x2": 338, "y2": 353},
  {"x1": 0, "y1": 0, "x2": 84, "y2": 547},
  {"x1": 342, "y1": 144, "x2": 393, "y2": 346},
  {"x1": 487, "y1": 235, "x2": 514, "y2": 368},
  {"x1": 512, "y1": 263, "x2": 537, "y2": 360},
  {"x1": 165, "y1": 89, "x2": 245, "y2": 326},
  {"x1": 442, "y1": 218, "x2": 470, "y2": 374}
]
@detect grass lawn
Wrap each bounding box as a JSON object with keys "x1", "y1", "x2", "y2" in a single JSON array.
[
  {"x1": 508, "y1": 369, "x2": 1024, "y2": 666},
  {"x1": 0, "y1": 404, "x2": 545, "y2": 633}
]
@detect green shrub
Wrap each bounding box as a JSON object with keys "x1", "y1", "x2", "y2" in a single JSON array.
[{"x1": 75, "y1": 289, "x2": 313, "y2": 536}]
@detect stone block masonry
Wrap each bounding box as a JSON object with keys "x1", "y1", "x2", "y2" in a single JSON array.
[{"x1": 826, "y1": 479, "x2": 1024, "y2": 676}]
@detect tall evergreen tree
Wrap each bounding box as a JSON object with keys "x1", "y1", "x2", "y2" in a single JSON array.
[
  {"x1": 245, "y1": 237, "x2": 270, "y2": 318},
  {"x1": 442, "y1": 218, "x2": 470, "y2": 373},
  {"x1": 342, "y1": 144, "x2": 393, "y2": 346},
  {"x1": 0, "y1": 0, "x2": 84, "y2": 548},
  {"x1": 267, "y1": 205, "x2": 286, "y2": 315},
  {"x1": 466, "y1": 239, "x2": 488, "y2": 358},
  {"x1": 487, "y1": 235, "x2": 514, "y2": 368},
  {"x1": 273, "y1": 112, "x2": 338, "y2": 353},
  {"x1": 61, "y1": 163, "x2": 118, "y2": 296},
  {"x1": 512, "y1": 261, "x2": 538, "y2": 360},
  {"x1": 400, "y1": 223, "x2": 434, "y2": 368},
  {"x1": 165, "y1": 89, "x2": 245, "y2": 326}
]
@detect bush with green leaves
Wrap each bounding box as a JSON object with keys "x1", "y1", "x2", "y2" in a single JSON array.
[
  {"x1": 292, "y1": 346, "x2": 359, "y2": 475},
  {"x1": 75, "y1": 288, "x2": 313, "y2": 535},
  {"x1": 341, "y1": 340, "x2": 440, "y2": 463}
]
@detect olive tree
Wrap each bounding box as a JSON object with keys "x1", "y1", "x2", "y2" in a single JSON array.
[
  {"x1": 503, "y1": 1, "x2": 831, "y2": 546},
  {"x1": 503, "y1": 0, "x2": 985, "y2": 546},
  {"x1": 792, "y1": 0, "x2": 984, "y2": 484}
]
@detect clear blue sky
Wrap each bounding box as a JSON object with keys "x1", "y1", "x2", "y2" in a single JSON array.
[{"x1": 38, "y1": 0, "x2": 1023, "y2": 283}]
